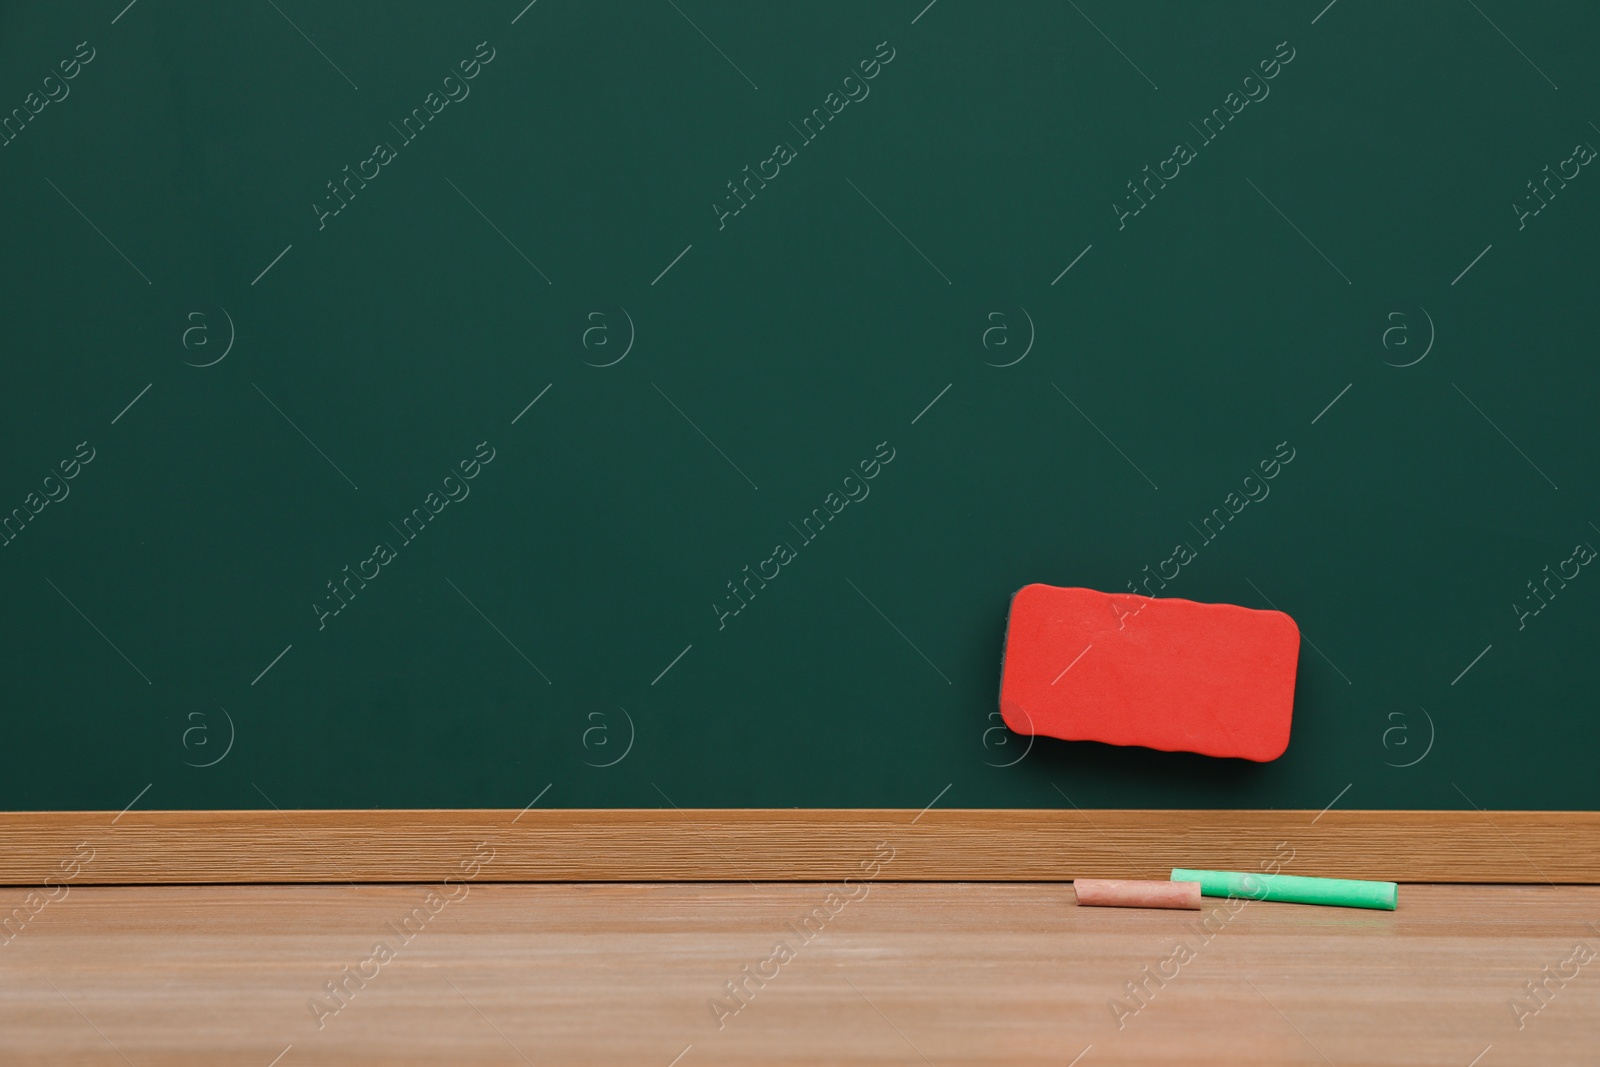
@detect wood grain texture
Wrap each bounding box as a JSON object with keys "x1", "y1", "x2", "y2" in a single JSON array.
[
  {"x1": 3, "y1": 882, "x2": 1599, "y2": 1065},
  {"x1": 0, "y1": 809, "x2": 1595, "y2": 884}
]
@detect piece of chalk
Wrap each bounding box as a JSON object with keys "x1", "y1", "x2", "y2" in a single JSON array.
[
  {"x1": 1073, "y1": 879, "x2": 1203, "y2": 910},
  {"x1": 1171, "y1": 868, "x2": 1398, "y2": 911}
]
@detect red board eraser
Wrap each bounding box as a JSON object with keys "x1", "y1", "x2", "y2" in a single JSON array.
[{"x1": 999, "y1": 585, "x2": 1300, "y2": 761}]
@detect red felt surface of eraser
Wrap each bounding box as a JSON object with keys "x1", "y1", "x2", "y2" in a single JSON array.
[{"x1": 999, "y1": 585, "x2": 1300, "y2": 761}]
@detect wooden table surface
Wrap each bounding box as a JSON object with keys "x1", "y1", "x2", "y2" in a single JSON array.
[{"x1": 2, "y1": 882, "x2": 1596, "y2": 1065}]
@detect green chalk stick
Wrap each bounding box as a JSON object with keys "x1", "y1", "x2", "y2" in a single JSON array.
[{"x1": 1170, "y1": 868, "x2": 1397, "y2": 911}]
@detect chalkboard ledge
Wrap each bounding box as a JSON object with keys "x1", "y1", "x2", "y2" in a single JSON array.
[{"x1": 1, "y1": 810, "x2": 1593, "y2": 885}]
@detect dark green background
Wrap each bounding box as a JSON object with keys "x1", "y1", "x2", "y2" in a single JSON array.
[{"x1": 2, "y1": 1, "x2": 1595, "y2": 811}]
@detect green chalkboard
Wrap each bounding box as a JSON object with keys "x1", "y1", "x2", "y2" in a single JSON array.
[{"x1": 3, "y1": 0, "x2": 1597, "y2": 812}]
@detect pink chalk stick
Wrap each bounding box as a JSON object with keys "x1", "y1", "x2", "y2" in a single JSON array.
[{"x1": 1073, "y1": 879, "x2": 1203, "y2": 910}]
